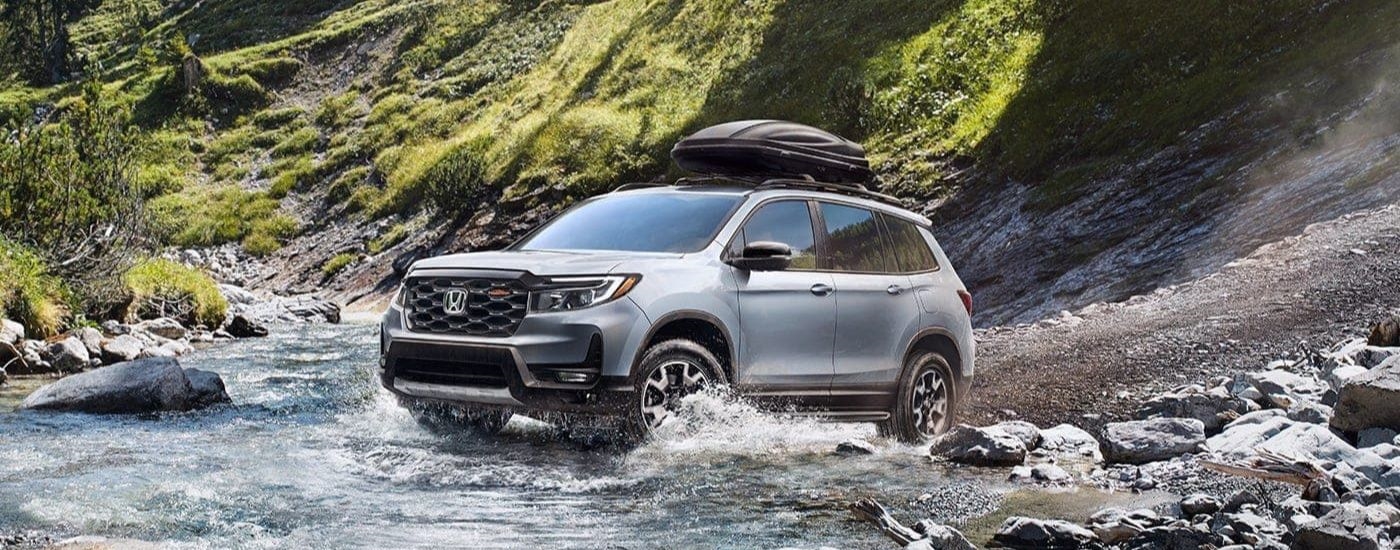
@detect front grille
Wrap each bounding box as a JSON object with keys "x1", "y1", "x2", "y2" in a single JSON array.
[
  {"x1": 405, "y1": 277, "x2": 528, "y2": 336},
  {"x1": 395, "y1": 357, "x2": 509, "y2": 388}
]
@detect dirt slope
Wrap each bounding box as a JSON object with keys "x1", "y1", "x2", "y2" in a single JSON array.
[{"x1": 964, "y1": 204, "x2": 1400, "y2": 430}]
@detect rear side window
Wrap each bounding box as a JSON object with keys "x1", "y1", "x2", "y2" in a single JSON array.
[
  {"x1": 819, "y1": 203, "x2": 889, "y2": 272},
  {"x1": 733, "y1": 200, "x2": 819, "y2": 269},
  {"x1": 882, "y1": 214, "x2": 939, "y2": 272}
]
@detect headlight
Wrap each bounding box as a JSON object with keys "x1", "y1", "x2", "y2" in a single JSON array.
[{"x1": 529, "y1": 275, "x2": 639, "y2": 313}]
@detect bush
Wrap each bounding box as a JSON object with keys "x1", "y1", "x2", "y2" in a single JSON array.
[
  {"x1": 322, "y1": 253, "x2": 356, "y2": 277},
  {"x1": 0, "y1": 237, "x2": 70, "y2": 338},
  {"x1": 251, "y1": 107, "x2": 306, "y2": 129},
  {"x1": 239, "y1": 57, "x2": 303, "y2": 88},
  {"x1": 122, "y1": 259, "x2": 227, "y2": 328},
  {"x1": 150, "y1": 186, "x2": 297, "y2": 252},
  {"x1": 421, "y1": 137, "x2": 493, "y2": 218}
]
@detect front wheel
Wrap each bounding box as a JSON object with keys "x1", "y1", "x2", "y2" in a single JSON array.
[
  {"x1": 624, "y1": 339, "x2": 728, "y2": 440},
  {"x1": 879, "y1": 352, "x2": 957, "y2": 444}
]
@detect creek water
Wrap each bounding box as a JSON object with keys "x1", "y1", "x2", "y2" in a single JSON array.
[{"x1": 0, "y1": 321, "x2": 1159, "y2": 548}]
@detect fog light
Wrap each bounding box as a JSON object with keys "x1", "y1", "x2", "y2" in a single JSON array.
[{"x1": 555, "y1": 372, "x2": 594, "y2": 384}]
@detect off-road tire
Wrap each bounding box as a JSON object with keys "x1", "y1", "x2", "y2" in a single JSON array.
[
  {"x1": 623, "y1": 339, "x2": 728, "y2": 440},
  {"x1": 879, "y1": 352, "x2": 957, "y2": 444}
]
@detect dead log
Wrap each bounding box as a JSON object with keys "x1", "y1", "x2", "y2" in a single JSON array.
[
  {"x1": 1200, "y1": 449, "x2": 1330, "y2": 487},
  {"x1": 850, "y1": 497, "x2": 923, "y2": 547}
]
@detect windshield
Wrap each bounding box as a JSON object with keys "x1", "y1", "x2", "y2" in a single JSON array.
[{"x1": 517, "y1": 192, "x2": 743, "y2": 253}]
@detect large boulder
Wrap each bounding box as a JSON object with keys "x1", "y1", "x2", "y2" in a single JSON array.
[
  {"x1": 991, "y1": 420, "x2": 1042, "y2": 451},
  {"x1": 1247, "y1": 369, "x2": 1329, "y2": 409},
  {"x1": 929, "y1": 425, "x2": 1027, "y2": 467},
  {"x1": 1136, "y1": 384, "x2": 1257, "y2": 432},
  {"x1": 46, "y1": 336, "x2": 90, "y2": 372},
  {"x1": 1209, "y1": 414, "x2": 1400, "y2": 488},
  {"x1": 1, "y1": 318, "x2": 23, "y2": 344},
  {"x1": 1101, "y1": 418, "x2": 1205, "y2": 464},
  {"x1": 184, "y1": 368, "x2": 232, "y2": 407},
  {"x1": 992, "y1": 517, "x2": 1099, "y2": 549},
  {"x1": 1369, "y1": 315, "x2": 1400, "y2": 347},
  {"x1": 1038, "y1": 423, "x2": 1103, "y2": 463},
  {"x1": 100, "y1": 334, "x2": 144, "y2": 363},
  {"x1": 136, "y1": 318, "x2": 187, "y2": 341},
  {"x1": 74, "y1": 327, "x2": 104, "y2": 358},
  {"x1": 1293, "y1": 502, "x2": 1398, "y2": 550},
  {"x1": 286, "y1": 298, "x2": 340, "y2": 323},
  {"x1": 1331, "y1": 360, "x2": 1400, "y2": 433},
  {"x1": 225, "y1": 315, "x2": 268, "y2": 338},
  {"x1": 18, "y1": 358, "x2": 228, "y2": 414}
]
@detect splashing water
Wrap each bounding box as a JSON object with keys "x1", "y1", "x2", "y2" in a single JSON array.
[{"x1": 0, "y1": 322, "x2": 1133, "y2": 548}]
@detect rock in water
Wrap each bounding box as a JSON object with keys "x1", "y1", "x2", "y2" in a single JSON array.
[
  {"x1": 225, "y1": 315, "x2": 268, "y2": 338},
  {"x1": 46, "y1": 336, "x2": 90, "y2": 372},
  {"x1": 184, "y1": 368, "x2": 232, "y2": 407},
  {"x1": 834, "y1": 439, "x2": 877, "y2": 456},
  {"x1": 286, "y1": 299, "x2": 341, "y2": 323},
  {"x1": 1331, "y1": 360, "x2": 1400, "y2": 433},
  {"x1": 18, "y1": 357, "x2": 229, "y2": 414},
  {"x1": 1101, "y1": 418, "x2": 1205, "y2": 464},
  {"x1": 993, "y1": 517, "x2": 1100, "y2": 549},
  {"x1": 929, "y1": 425, "x2": 1027, "y2": 467}
]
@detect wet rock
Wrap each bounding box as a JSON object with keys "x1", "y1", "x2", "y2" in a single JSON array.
[
  {"x1": 1038, "y1": 424, "x2": 1103, "y2": 463},
  {"x1": 929, "y1": 425, "x2": 1026, "y2": 467},
  {"x1": 1371, "y1": 315, "x2": 1400, "y2": 347},
  {"x1": 1247, "y1": 369, "x2": 1328, "y2": 409},
  {"x1": 1102, "y1": 418, "x2": 1206, "y2": 464},
  {"x1": 184, "y1": 368, "x2": 231, "y2": 407},
  {"x1": 100, "y1": 334, "x2": 144, "y2": 363},
  {"x1": 136, "y1": 318, "x2": 187, "y2": 341},
  {"x1": 909, "y1": 521, "x2": 976, "y2": 550},
  {"x1": 992, "y1": 420, "x2": 1042, "y2": 450},
  {"x1": 1357, "y1": 428, "x2": 1398, "y2": 448},
  {"x1": 1331, "y1": 361, "x2": 1400, "y2": 433},
  {"x1": 1087, "y1": 508, "x2": 1164, "y2": 544},
  {"x1": 992, "y1": 516, "x2": 1100, "y2": 549},
  {"x1": 46, "y1": 336, "x2": 90, "y2": 372},
  {"x1": 286, "y1": 298, "x2": 341, "y2": 323},
  {"x1": 1136, "y1": 384, "x2": 1257, "y2": 432},
  {"x1": 225, "y1": 315, "x2": 268, "y2": 338},
  {"x1": 834, "y1": 439, "x2": 877, "y2": 456},
  {"x1": 18, "y1": 357, "x2": 227, "y2": 413}
]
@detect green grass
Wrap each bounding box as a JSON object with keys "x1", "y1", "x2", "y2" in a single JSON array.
[
  {"x1": 322, "y1": 253, "x2": 357, "y2": 276},
  {"x1": 123, "y1": 258, "x2": 228, "y2": 328},
  {"x1": 0, "y1": 237, "x2": 70, "y2": 338}
]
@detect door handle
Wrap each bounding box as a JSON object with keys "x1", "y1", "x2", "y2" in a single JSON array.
[
  {"x1": 810, "y1": 283, "x2": 834, "y2": 297},
  {"x1": 886, "y1": 284, "x2": 904, "y2": 295}
]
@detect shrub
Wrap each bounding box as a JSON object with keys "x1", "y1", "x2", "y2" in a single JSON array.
[
  {"x1": 421, "y1": 137, "x2": 493, "y2": 218},
  {"x1": 239, "y1": 57, "x2": 304, "y2": 88},
  {"x1": 322, "y1": 253, "x2": 356, "y2": 277},
  {"x1": 241, "y1": 232, "x2": 281, "y2": 256},
  {"x1": 0, "y1": 237, "x2": 70, "y2": 337},
  {"x1": 251, "y1": 107, "x2": 306, "y2": 129},
  {"x1": 368, "y1": 223, "x2": 409, "y2": 254},
  {"x1": 122, "y1": 258, "x2": 227, "y2": 328}
]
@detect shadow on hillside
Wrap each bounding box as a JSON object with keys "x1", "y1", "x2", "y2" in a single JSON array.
[
  {"x1": 166, "y1": 0, "x2": 355, "y2": 55},
  {"x1": 687, "y1": 0, "x2": 963, "y2": 143}
]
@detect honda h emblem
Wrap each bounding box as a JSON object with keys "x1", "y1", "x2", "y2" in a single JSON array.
[{"x1": 442, "y1": 289, "x2": 468, "y2": 315}]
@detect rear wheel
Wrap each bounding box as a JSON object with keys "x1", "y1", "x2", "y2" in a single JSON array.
[
  {"x1": 624, "y1": 339, "x2": 728, "y2": 440},
  {"x1": 879, "y1": 352, "x2": 957, "y2": 444}
]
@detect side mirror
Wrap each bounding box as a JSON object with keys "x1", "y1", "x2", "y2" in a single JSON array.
[{"x1": 729, "y1": 241, "x2": 792, "y2": 271}]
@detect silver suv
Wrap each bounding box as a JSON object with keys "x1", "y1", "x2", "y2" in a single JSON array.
[{"x1": 378, "y1": 179, "x2": 975, "y2": 442}]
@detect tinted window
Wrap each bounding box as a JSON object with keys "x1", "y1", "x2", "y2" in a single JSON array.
[
  {"x1": 518, "y1": 193, "x2": 741, "y2": 253},
  {"x1": 882, "y1": 214, "x2": 938, "y2": 272},
  {"x1": 820, "y1": 203, "x2": 890, "y2": 272},
  {"x1": 733, "y1": 201, "x2": 818, "y2": 269}
]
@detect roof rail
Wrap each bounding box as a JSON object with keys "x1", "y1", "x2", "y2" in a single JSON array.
[{"x1": 612, "y1": 182, "x2": 670, "y2": 192}]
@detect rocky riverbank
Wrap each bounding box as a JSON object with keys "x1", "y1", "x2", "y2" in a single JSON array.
[{"x1": 854, "y1": 316, "x2": 1400, "y2": 549}]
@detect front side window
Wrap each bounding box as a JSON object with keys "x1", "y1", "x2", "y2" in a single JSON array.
[
  {"x1": 882, "y1": 214, "x2": 939, "y2": 272},
  {"x1": 731, "y1": 200, "x2": 818, "y2": 269},
  {"x1": 518, "y1": 193, "x2": 742, "y2": 253},
  {"x1": 819, "y1": 203, "x2": 889, "y2": 272}
]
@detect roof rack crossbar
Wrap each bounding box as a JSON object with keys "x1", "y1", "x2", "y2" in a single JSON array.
[{"x1": 616, "y1": 175, "x2": 907, "y2": 208}]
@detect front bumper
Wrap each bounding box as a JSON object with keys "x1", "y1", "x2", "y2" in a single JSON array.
[{"x1": 378, "y1": 285, "x2": 650, "y2": 414}]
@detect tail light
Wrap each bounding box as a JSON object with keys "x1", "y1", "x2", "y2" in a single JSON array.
[{"x1": 957, "y1": 290, "x2": 973, "y2": 317}]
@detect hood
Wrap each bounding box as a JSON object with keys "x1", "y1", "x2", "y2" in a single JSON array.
[{"x1": 408, "y1": 249, "x2": 683, "y2": 277}]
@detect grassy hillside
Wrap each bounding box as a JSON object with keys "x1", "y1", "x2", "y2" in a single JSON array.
[{"x1": 2, "y1": 0, "x2": 1396, "y2": 323}]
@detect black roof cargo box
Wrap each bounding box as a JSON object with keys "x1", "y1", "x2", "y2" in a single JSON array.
[{"x1": 671, "y1": 120, "x2": 874, "y2": 183}]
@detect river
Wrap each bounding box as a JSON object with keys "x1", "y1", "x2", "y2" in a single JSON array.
[{"x1": 0, "y1": 321, "x2": 1160, "y2": 548}]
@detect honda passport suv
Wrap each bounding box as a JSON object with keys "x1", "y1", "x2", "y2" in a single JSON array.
[{"x1": 378, "y1": 121, "x2": 975, "y2": 442}]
